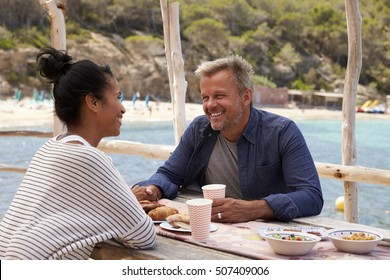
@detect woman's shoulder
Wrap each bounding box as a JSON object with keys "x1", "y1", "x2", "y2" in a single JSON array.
[{"x1": 43, "y1": 137, "x2": 111, "y2": 166}]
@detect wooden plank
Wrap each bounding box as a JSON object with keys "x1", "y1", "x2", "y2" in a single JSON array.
[
  {"x1": 91, "y1": 236, "x2": 249, "y2": 260},
  {"x1": 0, "y1": 131, "x2": 52, "y2": 138},
  {"x1": 0, "y1": 164, "x2": 27, "y2": 174},
  {"x1": 315, "y1": 162, "x2": 390, "y2": 185},
  {"x1": 97, "y1": 140, "x2": 174, "y2": 160}
]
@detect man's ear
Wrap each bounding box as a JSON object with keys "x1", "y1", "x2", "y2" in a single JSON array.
[
  {"x1": 242, "y1": 88, "x2": 252, "y2": 106},
  {"x1": 85, "y1": 94, "x2": 98, "y2": 112}
]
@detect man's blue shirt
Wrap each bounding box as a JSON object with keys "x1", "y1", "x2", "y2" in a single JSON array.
[{"x1": 137, "y1": 107, "x2": 323, "y2": 221}]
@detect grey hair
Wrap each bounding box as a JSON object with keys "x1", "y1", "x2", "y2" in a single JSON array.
[{"x1": 194, "y1": 55, "x2": 254, "y2": 93}]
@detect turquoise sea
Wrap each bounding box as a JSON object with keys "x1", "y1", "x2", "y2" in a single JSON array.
[{"x1": 0, "y1": 118, "x2": 389, "y2": 229}]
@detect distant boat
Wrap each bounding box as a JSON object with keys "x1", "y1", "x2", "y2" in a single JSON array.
[
  {"x1": 366, "y1": 103, "x2": 386, "y2": 114},
  {"x1": 355, "y1": 100, "x2": 385, "y2": 113}
]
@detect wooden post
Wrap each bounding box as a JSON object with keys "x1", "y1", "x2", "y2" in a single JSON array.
[
  {"x1": 342, "y1": 0, "x2": 362, "y2": 223},
  {"x1": 160, "y1": 0, "x2": 174, "y2": 106},
  {"x1": 160, "y1": 0, "x2": 187, "y2": 144},
  {"x1": 169, "y1": 3, "x2": 187, "y2": 143},
  {"x1": 39, "y1": 0, "x2": 67, "y2": 136}
]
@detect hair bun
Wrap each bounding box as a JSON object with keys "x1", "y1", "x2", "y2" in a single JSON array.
[{"x1": 36, "y1": 47, "x2": 73, "y2": 83}]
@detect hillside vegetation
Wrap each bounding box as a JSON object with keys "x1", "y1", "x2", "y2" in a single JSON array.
[{"x1": 0, "y1": 0, "x2": 389, "y2": 102}]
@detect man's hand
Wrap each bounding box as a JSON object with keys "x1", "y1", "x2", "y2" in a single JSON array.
[
  {"x1": 210, "y1": 198, "x2": 275, "y2": 223},
  {"x1": 132, "y1": 184, "x2": 163, "y2": 202}
]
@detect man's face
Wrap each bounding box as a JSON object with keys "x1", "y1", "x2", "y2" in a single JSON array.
[{"x1": 200, "y1": 69, "x2": 251, "y2": 141}]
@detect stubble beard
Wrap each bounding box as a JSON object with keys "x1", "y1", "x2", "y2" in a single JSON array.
[{"x1": 210, "y1": 99, "x2": 243, "y2": 132}]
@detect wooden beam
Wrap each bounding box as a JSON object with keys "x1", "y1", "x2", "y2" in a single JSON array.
[
  {"x1": 0, "y1": 131, "x2": 52, "y2": 138},
  {"x1": 315, "y1": 162, "x2": 390, "y2": 186},
  {"x1": 342, "y1": 0, "x2": 363, "y2": 223},
  {"x1": 97, "y1": 139, "x2": 174, "y2": 160},
  {"x1": 1, "y1": 131, "x2": 389, "y2": 186},
  {"x1": 0, "y1": 164, "x2": 27, "y2": 174}
]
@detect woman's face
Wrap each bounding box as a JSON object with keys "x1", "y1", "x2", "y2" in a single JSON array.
[{"x1": 97, "y1": 77, "x2": 126, "y2": 137}]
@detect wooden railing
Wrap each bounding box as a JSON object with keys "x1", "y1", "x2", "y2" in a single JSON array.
[{"x1": 1, "y1": 132, "x2": 390, "y2": 186}]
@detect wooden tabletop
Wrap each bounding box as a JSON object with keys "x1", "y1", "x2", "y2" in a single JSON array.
[{"x1": 91, "y1": 191, "x2": 390, "y2": 260}]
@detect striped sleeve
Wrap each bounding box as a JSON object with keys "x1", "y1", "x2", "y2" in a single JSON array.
[{"x1": 0, "y1": 139, "x2": 156, "y2": 260}]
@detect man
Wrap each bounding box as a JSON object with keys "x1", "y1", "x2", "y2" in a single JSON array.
[{"x1": 133, "y1": 55, "x2": 323, "y2": 223}]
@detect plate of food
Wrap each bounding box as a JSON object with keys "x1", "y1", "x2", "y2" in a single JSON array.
[
  {"x1": 159, "y1": 213, "x2": 218, "y2": 233},
  {"x1": 262, "y1": 231, "x2": 321, "y2": 256},
  {"x1": 258, "y1": 226, "x2": 327, "y2": 240},
  {"x1": 326, "y1": 228, "x2": 384, "y2": 254},
  {"x1": 153, "y1": 220, "x2": 167, "y2": 224},
  {"x1": 159, "y1": 222, "x2": 218, "y2": 233}
]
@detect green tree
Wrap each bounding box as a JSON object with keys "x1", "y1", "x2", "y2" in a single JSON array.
[
  {"x1": 179, "y1": 3, "x2": 214, "y2": 31},
  {"x1": 307, "y1": 2, "x2": 347, "y2": 63},
  {"x1": 359, "y1": 0, "x2": 390, "y2": 92},
  {"x1": 276, "y1": 12, "x2": 308, "y2": 45},
  {"x1": 274, "y1": 43, "x2": 302, "y2": 70},
  {"x1": 207, "y1": 0, "x2": 263, "y2": 36},
  {"x1": 183, "y1": 18, "x2": 230, "y2": 57}
]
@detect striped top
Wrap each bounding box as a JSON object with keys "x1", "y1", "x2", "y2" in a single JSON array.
[{"x1": 0, "y1": 135, "x2": 156, "y2": 259}]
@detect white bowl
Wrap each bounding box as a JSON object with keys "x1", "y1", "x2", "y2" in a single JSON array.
[
  {"x1": 262, "y1": 231, "x2": 321, "y2": 256},
  {"x1": 327, "y1": 228, "x2": 383, "y2": 254}
]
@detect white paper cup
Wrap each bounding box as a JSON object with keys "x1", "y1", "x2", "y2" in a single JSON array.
[
  {"x1": 186, "y1": 198, "x2": 213, "y2": 241},
  {"x1": 202, "y1": 184, "x2": 226, "y2": 200}
]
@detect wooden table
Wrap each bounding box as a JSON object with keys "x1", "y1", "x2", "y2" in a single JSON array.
[{"x1": 91, "y1": 191, "x2": 390, "y2": 260}]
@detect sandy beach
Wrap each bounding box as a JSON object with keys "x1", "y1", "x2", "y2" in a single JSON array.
[{"x1": 0, "y1": 98, "x2": 389, "y2": 129}]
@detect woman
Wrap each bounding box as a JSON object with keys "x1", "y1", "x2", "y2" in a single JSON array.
[{"x1": 0, "y1": 47, "x2": 156, "y2": 260}]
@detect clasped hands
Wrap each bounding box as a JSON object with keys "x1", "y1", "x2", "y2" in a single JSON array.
[
  {"x1": 132, "y1": 185, "x2": 274, "y2": 223},
  {"x1": 132, "y1": 184, "x2": 162, "y2": 202}
]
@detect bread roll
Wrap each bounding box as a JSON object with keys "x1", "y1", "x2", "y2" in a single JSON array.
[
  {"x1": 148, "y1": 206, "x2": 179, "y2": 221},
  {"x1": 166, "y1": 213, "x2": 191, "y2": 230},
  {"x1": 140, "y1": 200, "x2": 164, "y2": 213}
]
